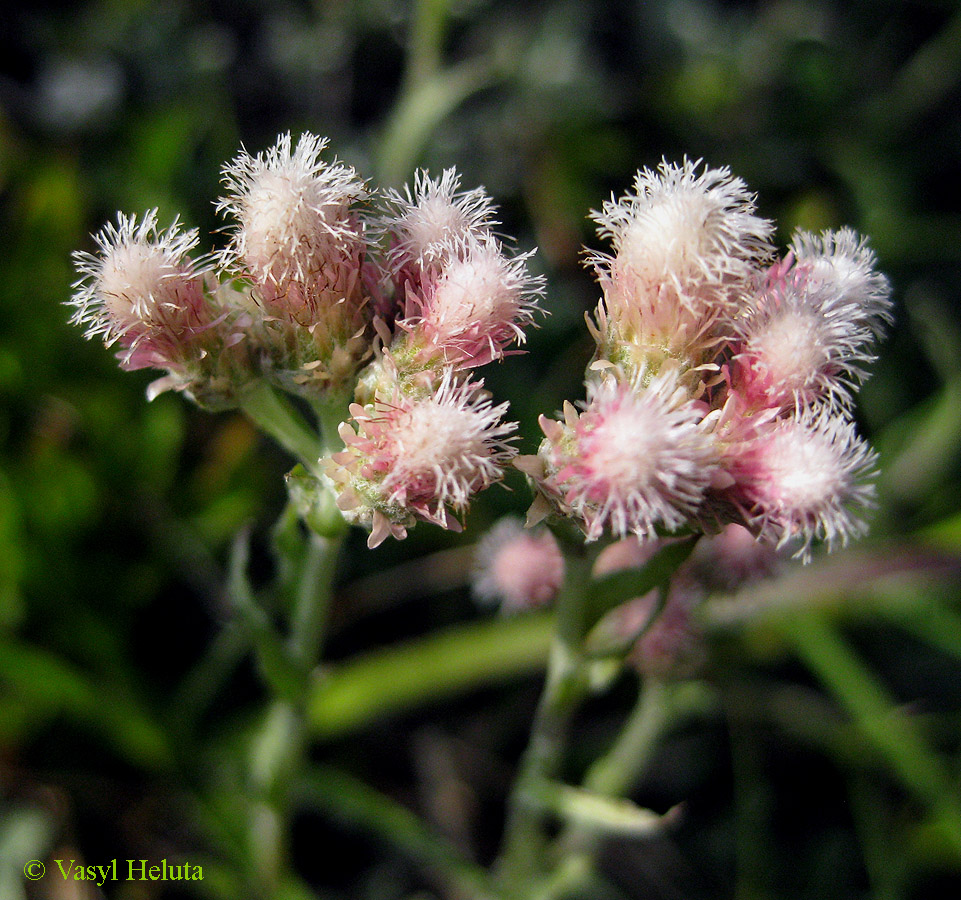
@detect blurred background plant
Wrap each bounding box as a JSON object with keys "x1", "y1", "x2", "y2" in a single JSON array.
[{"x1": 1, "y1": 1, "x2": 960, "y2": 898}]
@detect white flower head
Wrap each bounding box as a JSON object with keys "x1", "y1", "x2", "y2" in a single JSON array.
[
  {"x1": 218, "y1": 132, "x2": 367, "y2": 316},
  {"x1": 399, "y1": 234, "x2": 545, "y2": 368},
  {"x1": 471, "y1": 516, "x2": 565, "y2": 611},
  {"x1": 69, "y1": 208, "x2": 232, "y2": 376},
  {"x1": 328, "y1": 370, "x2": 518, "y2": 548},
  {"x1": 589, "y1": 159, "x2": 774, "y2": 341},
  {"x1": 728, "y1": 406, "x2": 878, "y2": 561},
  {"x1": 790, "y1": 227, "x2": 893, "y2": 339},
  {"x1": 379, "y1": 167, "x2": 500, "y2": 272},
  {"x1": 71, "y1": 209, "x2": 206, "y2": 347},
  {"x1": 533, "y1": 373, "x2": 718, "y2": 541},
  {"x1": 69, "y1": 209, "x2": 251, "y2": 406}
]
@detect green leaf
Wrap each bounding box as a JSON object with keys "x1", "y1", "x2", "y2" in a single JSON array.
[
  {"x1": 787, "y1": 612, "x2": 961, "y2": 860},
  {"x1": 585, "y1": 536, "x2": 697, "y2": 628},
  {"x1": 0, "y1": 637, "x2": 171, "y2": 771},
  {"x1": 307, "y1": 612, "x2": 554, "y2": 738}
]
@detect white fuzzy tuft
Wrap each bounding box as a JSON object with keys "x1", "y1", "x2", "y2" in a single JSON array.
[
  {"x1": 731, "y1": 406, "x2": 877, "y2": 560},
  {"x1": 218, "y1": 132, "x2": 366, "y2": 295},
  {"x1": 379, "y1": 168, "x2": 499, "y2": 270},
  {"x1": 539, "y1": 373, "x2": 717, "y2": 541},
  {"x1": 790, "y1": 227, "x2": 893, "y2": 339},
  {"x1": 590, "y1": 159, "x2": 774, "y2": 315}
]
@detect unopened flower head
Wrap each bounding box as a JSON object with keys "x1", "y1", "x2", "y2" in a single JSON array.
[
  {"x1": 218, "y1": 132, "x2": 372, "y2": 393},
  {"x1": 588, "y1": 159, "x2": 774, "y2": 371},
  {"x1": 379, "y1": 168, "x2": 499, "y2": 274},
  {"x1": 732, "y1": 259, "x2": 883, "y2": 410},
  {"x1": 790, "y1": 227, "x2": 893, "y2": 339},
  {"x1": 690, "y1": 523, "x2": 781, "y2": 592},
  {"x1": 629, "y1": 580, "x2": 705, "y2": 678},
  {"x1": 471, "y1": 516, "x2": 564, "y2": 611},
  {"x1": 70, "y1": 210, "x2": 247, "y2": 406},
  {"x1": 397, "y1": 235, "x2": 544, "y2": 369},
  {"x1": 725, "y1": 406, "x2": 878, "y2": 560},
  {"x1": 327, "y1": 371, "x2": 518, "y2": 547},
  {"x1": 527, "y1": 374, "x2": 717, "y2": 541}
]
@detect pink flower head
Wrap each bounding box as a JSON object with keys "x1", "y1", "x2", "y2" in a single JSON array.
[
  {"x1": 790, "y1": 227, "x2": 893, "y2": 339},
  {"x1": 588, "y1": 159, "x2": 774, "y2": 369},
  {"x1": 732, "y1": 258, "x2": 883, "y2": 410},
  {"x1": 726, "y1": 406, "x2": 878, "y2": 561},
  {"x1": 397, "y1": 234, "x2": 544, "y2": 369},
  {"x1": 529, "y1": 373, "x2": 718, "y2": 541},
  {"x1": 327, "y1": 371, "x2": 518, "y2": 548},
  {"x1": 379, "y1": 167, "x2": 499, "y2": 274},
  {"x1": 628, "y1": 580, "x2": 705, "y2": 678},
  {"x1": 218, "y1": 132, "x2": 373, "y2": 393},
  {"x1": 70, "y1": 210, "x2": 246, "y2": 405},
  {"x1": 471, "y1": 516, "x2": 565, "y2": 611},
  {"x1": 690, "y1": 523, "x2": 781, "y2": 592},
  {"x1": 219, "y1": 132, "x2": 367, "y2": 314},
  {"x1": 71, "y1": 210, "x2": 210, "y2": 363}
]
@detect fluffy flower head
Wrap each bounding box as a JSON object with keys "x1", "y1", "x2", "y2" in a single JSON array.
[
  {"x1": 69, "y1": 209, "x2": 231, "y2": 377},
  {"x1": 398, "y1": 235, "x2": 544, "y2": 368},
  {"x1": 727, "y1": 406, "x2": 877, "y2": 560},
  {"x1": 790, "y1": 227, "x2": 892, "y2": 339},
  {"x1": 472, "y1": 517, "x2": 565, "y2": 610},
  {"x1": 590, "y1": 160, "x2": 773, "y2": 341},
  {"x1": 732, "y1": 260, "x2": 882, "y2": 410},
  {"x1": 218, "y1": 132, "x2": 367, "y2": 318},
  {"x1": 530, "y1": 373, "x2": 717, "y2": 541},
  {"x1": 329, "y1": 372, "x2": 517, "y2": 547},
  {"x1": 380, "y1": 168, "x2": 499, "y2": 272}
]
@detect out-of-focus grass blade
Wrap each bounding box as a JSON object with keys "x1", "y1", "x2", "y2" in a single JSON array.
[
  {"x1": 787, "y1": 612, "x2": 961, "y2": 860},
  {"x1": 298, "y1": 764, "x2": 495, "y2": 898},
  {"x1": 705, "y1": 542, "x2": 959, "y2": 629},
  {"x1": 0, "y1": 637, "x2": 171, "y2": 771},
  {"x1": 307, "y1": 612, "x2": 553, "y2": 738}
]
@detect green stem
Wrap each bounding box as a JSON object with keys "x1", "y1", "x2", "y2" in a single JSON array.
[
  {"x1": 406, "y1": 0, "x2": 451, "y2": 85},
  {"x1": 535, "y1": 678, "x2": 710, "y2": 900},
  {"x1": 247, "y1": 528, "x2": 345, "y2": 898},
  {"x1": 495, "y1": 569, "x2": 591, "y2": 894},
  {"x1": 581, "y1": 679, "x2": 672, "y2": 798},
  {"x1": 240, "y1": 381, "x2": 324, "y2": 475}
]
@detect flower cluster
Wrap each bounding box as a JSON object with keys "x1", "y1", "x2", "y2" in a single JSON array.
[
  {"x1": 71, "y1": 133, "x2": 374, "y2": 406},
  {"x1": 70, "y1": 134, "x2": 542, "y2": 547},
  {"x1": 326, "y1": 170, "x2": 543, "y2": 546},
  {"x1": 521, "y1": 159, "x2": 891, "y2": 561}
]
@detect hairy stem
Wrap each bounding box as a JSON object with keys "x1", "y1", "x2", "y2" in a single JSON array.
[
  {"x1": 243, "y1": 392, "x2": 350, "y2": 898},
  {"x1": 495, "y1": 566, "x2": 591, "y2": 894}
]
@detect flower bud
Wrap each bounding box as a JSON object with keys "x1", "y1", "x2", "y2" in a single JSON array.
[{"x1": 471, "y1": 517, "x2": 565, "y2": 611}]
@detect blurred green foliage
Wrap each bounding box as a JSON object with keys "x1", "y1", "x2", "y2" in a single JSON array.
[{"x1": 2, "y1": 1, "x2": 961, "y2": 898}]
